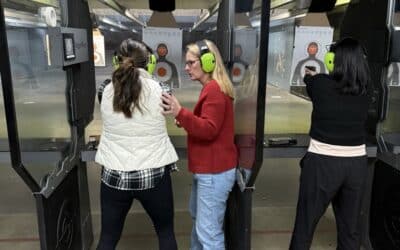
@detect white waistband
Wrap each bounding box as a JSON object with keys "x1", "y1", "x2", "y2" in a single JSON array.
[{"x1": 308, "y1": 138, "x2": 366, "y2": 157}]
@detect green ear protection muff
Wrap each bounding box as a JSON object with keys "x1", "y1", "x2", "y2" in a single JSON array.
[
  {"x1": 196, "y1": 40, "x2": 216, "y2": 73},
  {"x1": 324, "y1": 38, "x2": 368, "y2": 74},
  {"x1": 147, "y1": 54, "x2": 157, "y2": 74},
  {"x1": 324, "y1": 42, "x2": 336, "y2": 73},
  {"x1": 324, "y1": 51, "x2": 335, "y2": 73}
]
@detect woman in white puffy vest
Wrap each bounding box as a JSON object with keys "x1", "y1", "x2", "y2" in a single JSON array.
[{"x1": 95, "y1": 38, "x2": 178, "y2": 250}]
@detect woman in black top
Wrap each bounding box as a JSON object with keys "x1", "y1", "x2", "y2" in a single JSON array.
[{"x1": 290, "y1": 38, "x2": 370, "y2": 250}]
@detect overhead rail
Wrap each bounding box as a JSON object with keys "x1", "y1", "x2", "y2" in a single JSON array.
[
  {"x1": 249, "y1": 0, "x2": 341, "y2": 28},
  {"x1": 97, "y1": 0, "x2": 146, "y2": 27},
  {"x1": 98, "y1": 16, "x2": 134, "y2": 31},
  {"x1": 191, "y1": 2, "x2": 219, "y2": 32},
  {"x1": 2, "y1": 0, "x2": 59, "y2": 12}
]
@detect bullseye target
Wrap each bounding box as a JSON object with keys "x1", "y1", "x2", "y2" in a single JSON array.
[
  {"x1": 155, "y1": 62, "x2": 172, "y2": 82},
  {"x1": 94, "y1": 52, "x2": 100, "y2": 64},
  {"x1": 231, "y1": 62, "x2": 246, "y2": 83}
]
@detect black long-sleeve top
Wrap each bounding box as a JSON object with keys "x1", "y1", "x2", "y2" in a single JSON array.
[{"x1": 304, "y1": 74, "x2": 368, "y2": 146}]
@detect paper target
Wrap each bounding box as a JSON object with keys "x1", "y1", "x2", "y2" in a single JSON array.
[
  {"x1": 94, "y1": 52, "x2": 101, "y2": 64},
  {"x1": 155, "y1": 62, "x2": 173, "y2": 82},
  {"x1": 231, "y1": 62, "x2": 246, "y2": 83}
]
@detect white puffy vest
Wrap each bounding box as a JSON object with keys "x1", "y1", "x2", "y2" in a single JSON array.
[{"x1": 95, "y1": 69, "x2": 178, "y2": 171}]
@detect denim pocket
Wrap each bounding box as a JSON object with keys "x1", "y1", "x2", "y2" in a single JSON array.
[{"x1": 195, "y1": 173, "x2": 213, "y2": 186}]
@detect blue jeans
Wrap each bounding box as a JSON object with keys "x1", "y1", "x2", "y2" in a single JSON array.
[{"x1": 189, "y1": 168, "x2": 236, "y2": 250}]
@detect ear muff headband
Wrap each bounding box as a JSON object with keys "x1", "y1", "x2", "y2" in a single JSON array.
[
  {"x1": 147, "y1": 54, "x2": 156, "y2": 74},
  {"x1": 324, "y1": 51, "x2": 335, "y2": 73},
  {"x1": 196, "y1": 40, "x2": 216, "y2": 73}
]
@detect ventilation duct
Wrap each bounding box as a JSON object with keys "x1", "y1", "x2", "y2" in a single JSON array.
[
  {"x1": 308, "y1": 0, "x2": 337, "y2": 12},
  {"x1": 236, "y1": 0, "x2": 254, "y2": 13},
  {"x1": 149, "y1": 0, "x2": 175, "y2": 12}
]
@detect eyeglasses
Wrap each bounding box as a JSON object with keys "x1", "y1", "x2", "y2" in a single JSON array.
[{"x1": 185, "y1": 60, "x2": 199, "y2": 67}]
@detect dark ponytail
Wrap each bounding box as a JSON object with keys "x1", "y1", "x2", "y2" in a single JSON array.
[{"x1": 112, "y1": 39, "x2": 148, "y2": 118}]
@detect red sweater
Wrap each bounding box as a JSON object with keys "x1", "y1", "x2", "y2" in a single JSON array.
[{"x1": 176, "y1": 80, "x2": 238, "y2": 173}]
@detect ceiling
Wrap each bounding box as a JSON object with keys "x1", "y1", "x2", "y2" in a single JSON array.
[
  {"x1": 3, "y1": 0, "x2": 345, "y2": 34},
  {"x1": 88, "y1": 0, "x2": 348, "y2": 33},
  {"x1": 88, "y1": 0, "x2": 262, "y2": 10},
  {"x1": 89, "y1": 0, "x2": 264, "y2": 32},
  {"x1": 89, "y1": 0, "x2": 209, "y2": 9}
]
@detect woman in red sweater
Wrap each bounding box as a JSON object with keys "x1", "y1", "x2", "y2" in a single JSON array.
[{"x1": 162, "y1": 39, "x2": 237, "y2": 249}]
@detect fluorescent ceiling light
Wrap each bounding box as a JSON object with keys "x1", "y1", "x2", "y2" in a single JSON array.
[
  {"x1": 98, "y1": 24, "x2": 110, "y2": 31},
  {"x1": 99, "y1": 17, "x2": 129, "y2": 30},
  {"x1": 335, "y1": 0, "x2": 350, "y2": 6},
  {"x1": 271, "y1": 0, "x2": 294, "y2": 9},
  {"x1": 270, "y1": 11, "x2": 306, "y2": 21},
  {"x1": 4, "y1": 8, "x2": 47, "y2": 28},
  {"x1": 5, "y1": 17, "x2": 47, "y2": 27},
  {"x1": 124, "y1": 9, "x2": 146, "y2": 27},
  {"x1": 250, "y1": 9, "x2": 307, "y2": 28}
]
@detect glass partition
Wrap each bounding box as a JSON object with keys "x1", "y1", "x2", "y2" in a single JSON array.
[
  {"x1": 382, "y1": 65, "x2": 400, "y2": 135},
  {"x1": 233, "y1": 0, "x2": 265, "y2": 185},
  {"x1": 234, "y1": 27, "x2": 259, "y2": 175},
  {"x1": 394, "y1": 0, "x2": 400, "y2": 26},
  {"x1": 0, "y1": 78, "x2": 7, "y2": 139},
  {"x1": 233, "y1": 6, "x2": 338, "y2": 183},
  {"x1": 381, "y1": 0, "x2": 400, "y2": 143},
  {"x1": 265, "y1": 20, "x2": 312, "y2": 134},
  {"x1": 2, "y1": 0, "x2": 71, "y2": 184}
]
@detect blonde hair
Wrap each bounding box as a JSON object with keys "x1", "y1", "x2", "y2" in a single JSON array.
[{"x1": 186, "y1": 40, "x2": 235, "y2": 99}]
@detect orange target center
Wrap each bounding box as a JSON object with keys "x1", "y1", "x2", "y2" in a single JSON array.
[
  {"x1": 233, "y1": 67, "x2": 241, "y2": 76},
  {"x1": 158, "y1": 67, "x2": 167, "y2": 77}
]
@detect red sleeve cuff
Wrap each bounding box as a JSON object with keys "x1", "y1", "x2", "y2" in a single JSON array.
[{"x1": 176, "y1": 107, "x2": 189, "y2": 123}]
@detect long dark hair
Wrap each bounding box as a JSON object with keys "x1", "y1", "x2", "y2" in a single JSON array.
[
  {"x1": 331, "y1": 37, "x2": 370, "y2": 95},
  {"x1": 112, "y1": 39, "x2": 148, "y2": 118}
]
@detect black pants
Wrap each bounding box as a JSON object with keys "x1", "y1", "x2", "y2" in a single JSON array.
[
  {"x1": 290, "y1": 152, "x2": 367, "y2": 250},
  {"x1": 97, "y1": 171, "x2": 177, "y2": 250}
]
